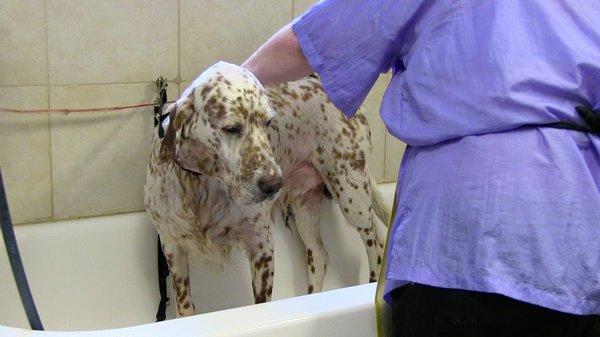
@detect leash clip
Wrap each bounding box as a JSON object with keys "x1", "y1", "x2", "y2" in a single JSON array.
[
  {"x1": 154, "y1": 77, "x2": 168, "y2": 110},
  {"x1": 153, "y1": 77, "x2": 169, "y2": 138}
]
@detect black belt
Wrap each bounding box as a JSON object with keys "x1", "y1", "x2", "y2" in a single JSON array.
[{"x1": 533, "y1": 106, "x2": 600, "y2": 134}]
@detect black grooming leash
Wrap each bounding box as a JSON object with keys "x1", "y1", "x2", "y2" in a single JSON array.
[
  {"x1": 153, "y1": 76, "x2": 171, "y2": 322},
  {"x1": 0, "y1": 168, "x2": 44, "y2": 330},
  {"x1": 156, "y1": 237, "x2": 170, "y2": 321}
]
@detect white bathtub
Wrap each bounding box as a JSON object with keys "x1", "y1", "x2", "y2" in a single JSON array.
[{"x1": 0, "y1": 183, "x2": 396, "y2": 336}]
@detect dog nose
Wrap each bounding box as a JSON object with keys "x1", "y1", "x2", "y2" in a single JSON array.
[{"x1": 257, "y1": 171, "x2": 282, "y2": 197}]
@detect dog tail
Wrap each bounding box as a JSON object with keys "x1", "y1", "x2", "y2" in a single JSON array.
[{"x1": 369, "y1": 171, "x2": 392, "y2": 226}]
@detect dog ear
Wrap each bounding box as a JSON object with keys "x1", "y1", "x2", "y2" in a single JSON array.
[
  {"x1": 158, "y1": 103, "x2": 178, "y2": 162},
  {"x1": 175, "y1": 138, "x2": 221, "y2": 176},
  {"x1": 159, "y1": 90, "x2": 195, "y2": 163}
]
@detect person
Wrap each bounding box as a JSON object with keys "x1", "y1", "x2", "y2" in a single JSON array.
[{"x1": 242, "y1": 1, "x2": 600, "y2": 336}]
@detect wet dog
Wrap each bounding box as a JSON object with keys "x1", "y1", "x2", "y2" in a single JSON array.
[{"x1": 144, "y1": 62, "x2": 389, "y2": 316}]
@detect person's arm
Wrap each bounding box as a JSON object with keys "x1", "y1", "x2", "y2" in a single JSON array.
[
  {"x1": 242, "y1": 23, "x2": 313, "y2": 87},
  {"x1": 245, "y1": 0, "x2": 414, "y2": 118}
]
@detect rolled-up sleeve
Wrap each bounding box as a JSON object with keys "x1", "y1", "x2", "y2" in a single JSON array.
[{"x1": 292, "y1": 0, "x2": 402, "y2": 118}]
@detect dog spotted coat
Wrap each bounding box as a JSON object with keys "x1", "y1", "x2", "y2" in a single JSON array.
[{"x1": 144, "y1": 62, "x2": 390, "y2": 317}]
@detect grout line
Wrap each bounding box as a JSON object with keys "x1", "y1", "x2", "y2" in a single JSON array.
[
  {"x1": 1, "y1": 81, "x2": 178, "y2": 89},
  {"x1": 44, "y1": 0, "x2": 51, "y2": 93},
  {"x1": 13, "y1": 80, "x2": 180, "y2": 88},
  {"x1": 0, "y1": 84, "x2": 49, "y2": 88},
  {"x1": 383, "y1": 133, "x2": 388, "y2": 181},
  {"x1": 382, "y1": 74, "x2": 393, "y2": 182},
  {"x1": 291, "y1": 0, "x2": 295, "y2": 19},
  {"x1": 43, "y1": 0, "x2": 55, "y2": 219},
  {"x1": 177, "y1": 0, "x2": 181, "y2": 81}
]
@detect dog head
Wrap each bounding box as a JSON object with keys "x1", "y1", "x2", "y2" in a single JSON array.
[{"x1": 160, "y1": 62, "x2": 282, "y2": 204}]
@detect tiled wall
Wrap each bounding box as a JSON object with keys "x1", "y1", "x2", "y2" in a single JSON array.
[{"x1": 0, "y1": 0, "x2": 406, "y2": 224}]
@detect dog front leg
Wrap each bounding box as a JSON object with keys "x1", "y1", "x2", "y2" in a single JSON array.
[
  {"x1": 162, "y1": 241, "x2": 195, "y2": 317},
  {"x1": 244, "y1": 229, "x2": 275, "y2": 304}
]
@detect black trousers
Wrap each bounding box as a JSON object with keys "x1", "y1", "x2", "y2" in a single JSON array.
[{"x1": 390, "y1": 283, "x2": 600, "y2": 337}]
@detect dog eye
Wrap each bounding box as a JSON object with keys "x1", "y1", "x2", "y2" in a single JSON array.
[
  {"x1": 264, "y1": 119, "x2": 272, "y2": 128},
  {"x1": 222, "y1": 125, "x2": 242, "y2": 135}
]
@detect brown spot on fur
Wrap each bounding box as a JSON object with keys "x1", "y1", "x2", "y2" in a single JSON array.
[
  {"x1": 350, "y1": 151, "x2": 366, "y2": 171},
  {"x1": 280, "y1": 86, "x2": 299, "y2": 100},
  {"x1": 254, "y1": 254, "x2": 272, "y2": 269},
  {"x1": 200, "y1": 83, "x2": 214, "y2": 100},
  {"x1": 302, "y1": 92, "x2": 312, "y2": 101},
  {"x1": 179, "y1": 289, "x2": 188, "y2": 302},
  {"x1": 316, "y1": 145, "x2": 324, "y2": 155},
  {"x1": 356, "y1": 114, "x2": 368, "y2": 125},
  {"x1": 255, "y1": 294, "x2": 266, "y2": 303}
]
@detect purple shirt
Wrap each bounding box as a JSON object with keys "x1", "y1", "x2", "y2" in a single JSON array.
[{"x1": 293, "y1": 0, "x2": 600, "y2": 314}]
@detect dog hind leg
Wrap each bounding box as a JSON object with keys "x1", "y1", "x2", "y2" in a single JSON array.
[
  {"x1": 331, "y1": 174, "x2": 384, "y2": 283},
  {"x1": 292, "y1": 187, "x2": 329, "y2": 294}
]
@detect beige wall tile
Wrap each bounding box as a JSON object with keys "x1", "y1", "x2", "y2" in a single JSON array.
[
  {"x1": 49, "y1": 82, "x2": 178, "y2": 220},
  {"x1": 180, "y1": 0, "x2": 291, "y2": 80},
  {"x1": 46, "y1": 0, "x2": 178, "y2": 85},
  {"x1": 0, "y1": 0, "x2": 48, "y2": 86},
  {"x1": 385, "y1": 133, "x2": 407, "y2": 183},
  {"x1": 293, "y1": 0, "x2": 316, "y2": 17},
  {"x1": 0, "y1": 87, "x2": 52, "y2": 224},
  {"x1": 362, "y1": 74, "x2": 391, "y2": 182}
]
